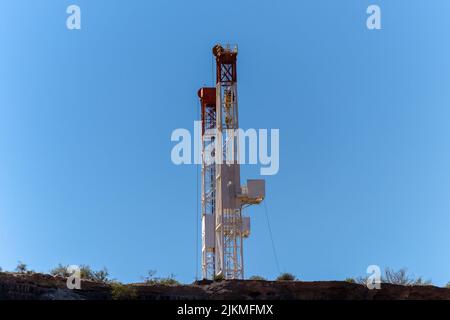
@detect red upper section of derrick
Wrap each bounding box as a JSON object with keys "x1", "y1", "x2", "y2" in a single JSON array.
[
  {"x1": 212, "y1": 44, "x2": 238, "y2": 64},
  {"x1": 198, "y1": 87, "x2": 216, "y2": 135},
  {"x1": 197, "y1": 44, "x2": 238, "y2": 134},
  {"x1": 197, "y1": 87, "x2": 216, "y2": 104},
  {"x1": 212, "y1": 44, "x2": 238, "y2": 84}
]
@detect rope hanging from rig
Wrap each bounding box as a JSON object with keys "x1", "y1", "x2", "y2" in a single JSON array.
[{"x1": 264, "y1": 201, "x2": 281, "y2": 275}]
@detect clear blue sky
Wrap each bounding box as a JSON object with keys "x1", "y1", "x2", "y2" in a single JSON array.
[{"x1": 1, "y1": 0, "x2": 450, "y2": 285}]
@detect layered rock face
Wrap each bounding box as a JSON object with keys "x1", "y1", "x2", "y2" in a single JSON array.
[
  {"x1": 0, "y1": 273, "x2": 110, "y2": 300},
  {"x1": 0, "y1": 273, "x2": 449, "y2": 300}
]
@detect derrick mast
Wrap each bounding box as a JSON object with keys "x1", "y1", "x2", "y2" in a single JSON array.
[
  {"x1": 198, "y1": 87, "x2": 217, "y2": 280},
  {"x1": 198, "y1": 44, "x2": 265, "y2": 280}
]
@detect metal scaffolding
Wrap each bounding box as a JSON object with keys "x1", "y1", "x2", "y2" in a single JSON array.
[{"x1": 198, "y1": 44, "x2": 265, "y2": 280}]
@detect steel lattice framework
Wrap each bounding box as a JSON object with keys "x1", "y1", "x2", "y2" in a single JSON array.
[{"x1": 198, "y1": 44, "x2": 265, "y2": 280}]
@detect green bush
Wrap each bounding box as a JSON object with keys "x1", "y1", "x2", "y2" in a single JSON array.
[
  {"x1": 142, "y1": 270, "x2": 180, "y2": 286},
  {"x1": 111, "y1": 282, "x2": 138, "y2": 300},
  {"x1": 345, "y1": 278, "x2": 356, "y2": 283},
  {"x1": 276, "y1": 272, "x2": 296, "y2": 281},
  {"x1": 92, "y1": 267, "x2": 110, "y2": 283},
  {"x1": 213, "y1": 274, "x2": 225, "y2": 282},
  {"x1": 157, "y1": 274, "x2": 180, "y2": 286},
  {"x1": 79, "y1": 265, "x2": 95, "y2": 280},
  {"x1": 50, "y1": 264, "x2": 110, "y2": 283},
  {"x1": 50, "y1": 264, "x2": 71, "y2": 277}
]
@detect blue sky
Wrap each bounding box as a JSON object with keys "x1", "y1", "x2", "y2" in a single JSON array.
[{"x1": 1, "y1": 0, "x2": 450, "y2": 285}]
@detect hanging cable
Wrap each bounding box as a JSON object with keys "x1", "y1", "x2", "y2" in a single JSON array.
[{"x1": 263, "y1": 201, "x2": 281, "y2": 275}]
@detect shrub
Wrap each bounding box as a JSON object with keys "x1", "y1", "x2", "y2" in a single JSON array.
[
  {"x1": 50, "y1": 264, "x2": 71, "y2": 277},
  {"x1": 142, "y1": 270, "x2": 158, "y2": 284},
  {"x1": 157, "y1": 274, "x2": 180, "y2": 286},
  {"x1": 213, "y1": 274, "x2": 225, "y2": 282},
  {"x1": 383, "y1": 267, "x2": 412, "y2": 285},
  {"x1": 92, "y1": 267, "x2": 110, "y2": 283},
  {"x1": 383, "y1": 268, "x2": 431, "y2": 286},
  {"x1": 249, "y1": 275, "x2": 266, "y2": 281},
  {"x1": 111, "y1": 282, "x2": 138, "y2": 300},
  {"x1": 50, "y1": 264, "x2": 110, "y2": 283},
  {"x1": 345, "y1": 278, "x2": 356, "y2": 283},
  {"x1": 411, "y1": 277, "x2": 432, "y2": 286},
  {"x1": 142, "y1": 270, "x2": 180, "y2": 286},
  {"x1": 446, "y1": 282, "x2": 450, "y2": 289},
  {"x1": 276, "y1": 272, "x2": 296, "y2": 281},
  {"x1": 78, "y1": 265, "x2": 109, "y2": 283},
  {"x1": 79, "y1": 265, "x2": 95, "y2": 280},
  {"x1": 15, "y1": 261, "x2": 27, "y2": 274},
  {"x1": 355, "y1": 268, "x2": 432, "y2": 287},
  {"x1": 354, "y1": 276, "x2": 369, "y2": 285}
]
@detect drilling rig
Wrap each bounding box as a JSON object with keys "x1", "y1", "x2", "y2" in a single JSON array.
[{"x1": 198, "y1": 44, "x2": 265, "y2": 280}]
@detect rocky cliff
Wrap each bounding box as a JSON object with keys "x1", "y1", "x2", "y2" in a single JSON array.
[{"x1": 1, "y1": 272, "x2": 449, "y2": 300}]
